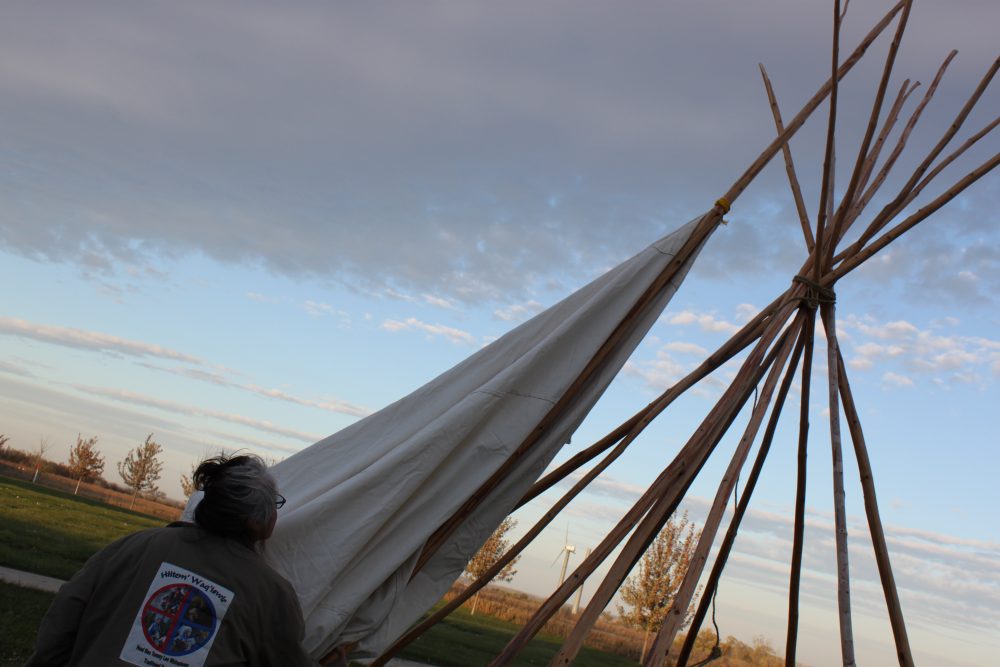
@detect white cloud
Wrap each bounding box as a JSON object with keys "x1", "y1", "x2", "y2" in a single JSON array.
[
  {"x1": 555, "y1": 470, "x2": 647, "y2": 504},
  {"x1": 246, "y1": 292, "x2": 279, "y2": 304},
  {"x1": 200, "y1": 429, "x2": 304, "y2": 457},
  {"x1": 380, "y1": 317, "x2": 476, "y2": 345},
  {"x1": 663, "y1": 341, "x2": 708, "y2": 356},
  {"x1": 302, "y1": 300, "x2": 351, "y2": 327},
  {"x1": 848, "y1": 357, "x2": 874, "y2": 370},
  {"x1": 0, "y1": 318, "x2": 371, "y2": 418},
  {"x1": 734, "y1": 303, "x2": 760, "y2": 323},
  {"x1": 241, "y1": 384, "x2": 371, "y2": 418},
  {"x1": 926, "y1": 349, "x2": 978, "y2": 370},
  {"x1": 138, "y1": 362, "x2": 372, "y2": 418},
  {"x1": 380, "y1": 319, "x2": 408, "y2": 333},
  {"x1": 76, "y1": 386, "x2": 321, "y2": 442},
  {"x1": 0, "y1": 317, "x2": 204, "y2": 365},
  {"x1": 303, "y1": 300, "x2": 334, "y2": 316},
  {"x1": 373, "y1": 288, "x2": 419, "y2": 304},
  {"x1": 422, "y1": 293, "x2": 457, "y2": 309},
  {"x1": 664, "y1": 310, "x2": 740, "y2": 334},
  {"x1": 494, "y1": 300, "x2": 545, "y2": 322},
  {"x1": 624, "y1": 351, "x2": 687, "y2": 391},
  {"x1": 957, "y1": 270, "x2": 979, "y2": 283},
  {"x1": 881, "y1": 371, "x2": 914, "y2": 388},
  {"x1": 840, "y1": 314, "x2": 999, "y2": 388}
]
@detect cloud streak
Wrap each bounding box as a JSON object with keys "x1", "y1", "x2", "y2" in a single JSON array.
[
  {"x1": 1, "y1": 317, "x2": 373, "y2": 418},
  {"x1": 77, "y1": 385, "x2": 322, "y2": 443},
  {"x1": 381, "y1": 317, "x2": 477, "y2": 345},
  {"x1": 0, "y1": 317, "x2": 204, "y2": 364}
]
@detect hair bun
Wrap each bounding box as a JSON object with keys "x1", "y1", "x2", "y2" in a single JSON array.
[
  {"x1": 192, "y1": 458, "x2": 225, "y2": 491},
  {"x1": 192, "y1": 453, "x2": 278, "y2": 545}
]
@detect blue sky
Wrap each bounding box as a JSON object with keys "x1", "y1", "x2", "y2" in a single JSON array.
[{"x1": 1, "y1": 2, "x2": 997, "y2": 665}]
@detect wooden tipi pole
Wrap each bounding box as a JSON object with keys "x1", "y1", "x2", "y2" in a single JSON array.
[
  {"x1": 836, "y1": 351, "x2": 914, "y2": 666},
  {"x1": 411, "y1": 2, "x2": 908, "y2": 579},
  {"x1": 785, "y1": 311, "x2": 816, "y2": 667},
  {"x1": 519, "y1": 298, "x2": 780, "y2": 506},
  {"x1": 490, "y1": 304, "x2": 801, "y2": 666},
  {"x1": 820, "y1": 302, "x2": 856, "y2": 667},
  {"x1": 368, "y1": 292, "x2": 793, "y2": 666},
  {"x1": 412, "y1": 209, "x2": 724, "y2": 575},
  {"x1": 644, "y1": 316, "x2": 807, "y2": 667},
  {"x1": 824, "y1": 0, "x2": 914, "y2": 264},
  {"x1": 675, "y1": 314, "x2": 809, "y2": 667},
  {"x1": 837, "y1": 53, "x2": 954, "y2": 242},
  {"x1": 839, "y1": 56, "x2": 999, "y2": 259},
  {"x1": 759, "y1": 64, "x2": 814, "y2": 253}
]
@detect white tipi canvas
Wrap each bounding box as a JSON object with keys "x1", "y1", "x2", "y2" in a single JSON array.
[{"x1": 263, "y1": 216, "x2": 711, "y2": 658}]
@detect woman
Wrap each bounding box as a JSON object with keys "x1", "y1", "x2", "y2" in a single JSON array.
[{"x1": 27, "y1": 454, "x2": 315, "y2": 666}]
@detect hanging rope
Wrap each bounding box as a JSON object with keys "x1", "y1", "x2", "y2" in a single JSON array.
[
  {"x1": 690, "y1": 644, "x2": 723, "y2": 667},
  {"x1": 684, "y1": 586, "x2": 723, "y2": 667},
  {"x1": 692, "y1": 384, "x2": 756, "y2": 667}
]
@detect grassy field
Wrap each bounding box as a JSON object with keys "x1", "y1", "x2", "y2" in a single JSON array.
[
  {"x1": 0, "y1": 477, "x2": 640, "y2": 666},
  {"x1": 0, "y1": 475, "x2": 165, "y2": 579},
  {"x1": 0, "y1": 583, "x2": 54, "y2": 666},
  {"x1": 400, "y1": 606, "x2": 637, "y2": 667}
]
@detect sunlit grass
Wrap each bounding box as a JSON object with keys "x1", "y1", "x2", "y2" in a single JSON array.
[{"x1": 0, "y1": 475, "x2": 164, "y2": 579}]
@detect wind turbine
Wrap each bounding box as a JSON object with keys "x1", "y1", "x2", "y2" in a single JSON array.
[
  {"x1": 571, "y1": 547, "x2": 592, "y2": 615},
  {"x1": 551, "y1": 526, "x2": 576, "y2": 587}
]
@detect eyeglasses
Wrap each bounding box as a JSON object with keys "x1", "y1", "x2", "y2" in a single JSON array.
[{"x1": 275, "y1": 494, "x2": 286, "y2": 509}]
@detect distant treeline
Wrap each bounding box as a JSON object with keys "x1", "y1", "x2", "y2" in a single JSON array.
[
  {"x1": 0, "y1": 444, "x2": 128, "y2": 496},
  {"x1": 445, "y1": 582, "x2": 805, "y2": 666}
]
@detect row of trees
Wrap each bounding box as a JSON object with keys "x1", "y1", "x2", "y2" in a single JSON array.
[{"x1": 0, "y1": 432, "x2": 165, "y2": 508}]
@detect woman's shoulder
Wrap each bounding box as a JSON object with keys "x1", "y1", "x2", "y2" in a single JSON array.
[{"x1": 104, "y1": 524, "x2": 173, "y2": 552}]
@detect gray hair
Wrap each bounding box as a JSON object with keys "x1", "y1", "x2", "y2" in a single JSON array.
[{"x1": 193, "y1": 454, "x2": 278, "y2": 545}]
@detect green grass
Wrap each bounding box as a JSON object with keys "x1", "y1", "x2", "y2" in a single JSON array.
[
  {"x1": 0, "y1": 583, "x2": 55, "y2": 667},
  {"x1": 1, "y1": 477, "x2": 636, "y2": 666},
  {"x1": 0, "y1": 475, "x2": 165, "y2": 579},
  {"x1": 397, "y1": 606, "x2": 637, "y2": 666}
]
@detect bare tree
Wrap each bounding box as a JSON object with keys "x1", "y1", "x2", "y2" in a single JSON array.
[
  {"x1": 67, "y1": 434, "x2": 105, "y2": 494},
  {"x1": 0, "y1": 434, "x2": 9, "y2": 452},
  {"x1": 464, "y1": 516, "x2": 521, "y2": 615},
  {"x1": 617, "y1": 511, "x2": 700, "y2": 661},
  {"x1": 118, "y1": 434, "x2": 164, "y2": 509},
  {"x1": 32, "y1": 437, "x2": 51, "y2": 483}
]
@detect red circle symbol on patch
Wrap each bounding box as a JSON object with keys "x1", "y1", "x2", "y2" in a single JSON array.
[{"x1": 141, "y1": 583, "x2": 218, "y2": 656}]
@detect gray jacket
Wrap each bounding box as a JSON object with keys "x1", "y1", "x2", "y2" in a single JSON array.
[{"x1": 26, "y1": 524, "x2": 316, "y2": 667}]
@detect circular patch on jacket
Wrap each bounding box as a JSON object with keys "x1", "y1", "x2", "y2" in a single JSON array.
[{"x1": 141, "y1": 583, "x2": 218, "y2": 656}]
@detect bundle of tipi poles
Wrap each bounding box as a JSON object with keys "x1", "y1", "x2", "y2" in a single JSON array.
[{"x1": 369, "y1": 2, "x2": 999, "y2": 665}]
